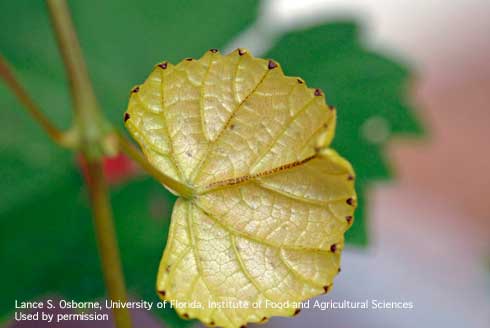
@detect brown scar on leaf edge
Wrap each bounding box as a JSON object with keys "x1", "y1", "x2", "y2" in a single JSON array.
[
  {"x1": 323, "y1": 285, "x2": 330, "y2": 293},
  {"x1": 131, "y1": 86, "x2": 139, "y2": 93},
  {"x1": 124, "y1": 112, "x2": 130, "y2": 122},
  {"x1": 268, "y1": 60, "x2": 278, "y2": 69},
  {"x1": 125, "y1": 49, "x2": 357, "y2": 327},
  {"x1": 346, "y1": 215, "x2": 353, "y2": 223},
  {"x1": 293, "y1": 308, "x2": 301, "y2": 316}
]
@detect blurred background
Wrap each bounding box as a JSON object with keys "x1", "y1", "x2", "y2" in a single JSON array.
[
  {"x1": 1, "y1": 0, "x2": 489, "y2": 327},
  {"x1": 263, "y1": 1, "x2": 490, "y2": 328}
]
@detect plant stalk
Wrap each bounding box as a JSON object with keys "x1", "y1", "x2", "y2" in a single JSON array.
[
  {"x1": 47, "y1": 0, "x2": 112, "y2": 160},
  {"x1": 85, "y1": 160, "x2": 132, "y2": 328},
  {"x1": 46, "y1": 1, "x2": 132, "y2": 327}
]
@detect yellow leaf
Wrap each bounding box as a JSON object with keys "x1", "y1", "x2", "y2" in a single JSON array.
[{"x1": 124, "y1": 48, "x2": 356, "y2": 327}]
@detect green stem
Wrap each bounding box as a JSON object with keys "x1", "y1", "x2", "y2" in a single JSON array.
[
  {"x1": 117, "y1": 132, "x2": 194, "y2": 198},
  {"x1": 46, "y1": 1, "x2": 132, "y2": 327},
  {"x1": 0, "y1": 54, "x2": 74, "y2": 147},
  {"x1": 85, "y1": 160, "x2": 132, "y2": 328},
  {"x1": 46, "y1": 0, "x2": 112, "y2": 159}
]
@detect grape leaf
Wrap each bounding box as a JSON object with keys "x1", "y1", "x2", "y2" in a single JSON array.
[
  {"x1": 0, "y1": 1, "x2": 421, "y2": 327},
  {"x1": 264, "y1": 22, "x2": 424, "y2": 245},
  {"x1": 124, "y1": 49, "x2": 356, "y2": 327}
]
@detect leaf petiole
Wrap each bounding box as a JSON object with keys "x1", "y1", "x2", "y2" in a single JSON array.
[{"x1": 116, "y1": 132, "x2": 194, "y2": 199}]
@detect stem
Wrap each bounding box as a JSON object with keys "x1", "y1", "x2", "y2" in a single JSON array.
[
  {"x1": 0, "y1": 54, "x2": 72, "y2": 146},
  {"x1": 85, "y1": 160, "x2": 132, "y2": 328},
  {"x1": 47, "y1": 0, "x2": 111, "y2": 159},
  {"x1": 46, "y1": 1, "x2": 132, "y2": 327},
  {"x1": 117, "y1": 132, "x2": 194, "y2": 198}
]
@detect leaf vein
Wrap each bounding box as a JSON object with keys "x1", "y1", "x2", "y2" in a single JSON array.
[
  {"x1": 230, "y1": 235, "x2": 271, "y2": 301},
  {"x1": 278, "y1": 249, "x2": 324, "y2": 289},
  {"x1": 249, "y1": 96, "x2": 318, "y2": 171},
  {"x1": 192, "y1": 201, "x2": 330, "y2": 253},
  {"x1": 190, "y1": 65, "x2": 271, "y2": 183}
]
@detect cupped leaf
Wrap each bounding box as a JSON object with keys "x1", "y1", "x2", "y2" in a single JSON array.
[{"x1": 124, "y1": 49, "x2": 356, "y2": 327}]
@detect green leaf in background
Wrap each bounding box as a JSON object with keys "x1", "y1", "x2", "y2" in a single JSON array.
[
  {"x1": 265, "y1": 22, "x2": 424, "y2": 245},
  {"x1": 0, "y1": 0, "x2": 260, "y2": 126}
]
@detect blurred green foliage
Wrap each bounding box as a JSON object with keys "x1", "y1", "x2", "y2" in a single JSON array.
[{"x1": 0, "y1": 0, "x2": 422, "y2": 326}]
